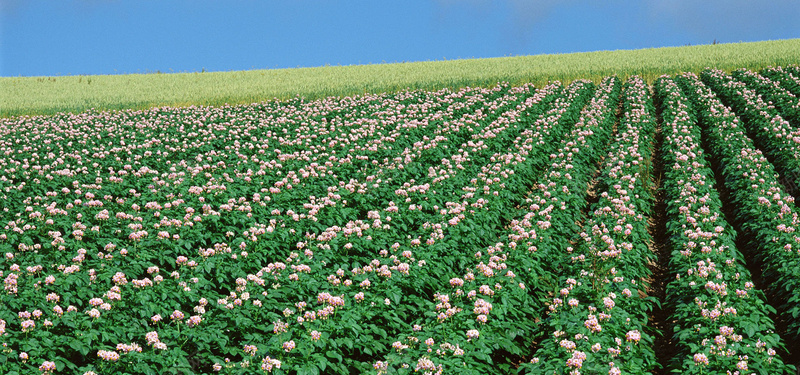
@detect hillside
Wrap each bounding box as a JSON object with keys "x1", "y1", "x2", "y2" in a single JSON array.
[{"x1": 2, "y1": 39, "x2": 799, "y2": 117}]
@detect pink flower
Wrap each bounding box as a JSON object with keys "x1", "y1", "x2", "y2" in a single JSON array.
[
  {"x1": 46, "y1": 293, "x2": 60, "y2": 303},
  {"x1": 145, "y1": 331, "x2": 159, "y2": 346},
  {"x1": 243, "y1": 344, "x2": 258, "y2": 356},
  {"x1": 98, "y1": 350, "x2": 119, "y2": 361},
  {"x1": 566, "y1": 351, "x2": 586, "y2": 368},
  {"x1": 116, "y1": 343, "x2": 142, "y2": 353},
  {"x1": 87, "y1": 309, "x2": 100, "y2": 319},
  {"x1": 374, "y1": 361, "x2": 388, "y2": 372},
  {"x1": 625, "y1": 330, "x2": 641, "y2": 342},
  {"x1": 112, "y1": 272, "x2": 127, "y2": 285},
  {"x1": 693, "y1": 353, "x2": 709, "y2": 366},
  {"x1": 170, "y1": 310, "x2": 184, "y2": 321},
  {"x1": 261, "y1": 356, "x2": 282, "y2": 372},
  {"x1": 560, "y1": 339, "x2": 576, "y2": 351},
  {"x1": 39, "y1": 360, "x2": 56, "y2": 373},
  {"x1": 186, "y1": 315, "x2": 202, "y2": 327},
  {"x1": 21, "y1": 319, "x2": 35, "y2": 332}
]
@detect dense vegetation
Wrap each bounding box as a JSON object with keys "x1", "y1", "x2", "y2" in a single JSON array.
[{"x1": 4, "y1": 65, "x2": 800, "y2": 374}]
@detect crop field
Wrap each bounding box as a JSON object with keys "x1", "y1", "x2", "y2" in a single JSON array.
[
  {"x1": 3, "y1": 65, "x2": 800, "y2": 375},
  {"x1": 2, "y1": 39, "x2": 800, "y2": 118}
]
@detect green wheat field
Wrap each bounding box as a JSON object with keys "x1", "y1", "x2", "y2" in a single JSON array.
[{"x1": 2, "y1": 39, "x2": 799, "y2": 118}]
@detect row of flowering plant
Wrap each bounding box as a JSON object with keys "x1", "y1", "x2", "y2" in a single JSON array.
[
  {"x1": 367, "y1": 80, "x2": 599, "y2": 374},
  {"x1": 699, "y1": 69, "x2": 800, "y2": 196},
  {"x1": 731, "y1": 69, "x2": 800, "y2": 128},
  {"x1": 249, "y1": 84, "x2": 514, "y2": 239},
  {"x1": 192, "y1": 81, "x2": 577, "y2": 374},
  {"x1": 470, "y1": 74, "x2": 625, "y2": 372},
  {"x1": 180, "y1": 83, "x2": 556, "y2": 374},
  {"x1": 0, "y1": 83, "x2": 550, "y2": 374},
  {"x1": 513, "y1": 75, "x2": 621, "y2": 276},
  {"x1": 520, "y1": 76, "x2": 657, "y2": 375},
  {"x1": 678, "y1": 72, "x2": 800, "y2": 351},
  {"x1": 761, "y1": 66, "x2": 800, "y2": 99},
  {"x1": 655, "y1": 76, "x2": 791, "y2": 374}
]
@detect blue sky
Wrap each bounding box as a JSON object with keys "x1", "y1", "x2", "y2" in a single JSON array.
[{"x1": 1, "y1": 0, "x2": 798, "y2": 77}]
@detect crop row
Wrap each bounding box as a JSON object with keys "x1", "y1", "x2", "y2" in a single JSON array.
[
  {"x1": 655, "y1": 76, "x2": 790, "y2": 374},
  {"x1": 489, "y1": 74, "x2": 624, "y2": 373},
  {"x1": 732, "y1": 69, "x2": 800, "y2": 128},
  {"x1": 700, "y1": 69, "x2": 800, "y2": 198},
  {"x1": 678, "y1": 71, "x2": 800, "y2": 357},
  {"x1": 0, "y1": 85, "x2": 544, "y2": 374},
  {"x1": 0, "y1": 77, "x2": 600, "y2": 374},
  {"x1": 522, "y1": 76, "x2": 657, "y2": 374},
  {"x1": 370, "y1": 80, "x2": 600, "y2": 374},
  {"x1": 762, "y1": 66, "x2": 800, "y2": 99}
]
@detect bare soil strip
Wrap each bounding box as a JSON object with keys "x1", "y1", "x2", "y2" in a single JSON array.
[{"x1": 648, "y1": 92, "x2": 677, "y2": 375}]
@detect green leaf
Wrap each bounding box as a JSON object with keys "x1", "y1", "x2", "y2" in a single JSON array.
[{"x1": 326, "y1": 350, "x2": 343, "y2": 362}]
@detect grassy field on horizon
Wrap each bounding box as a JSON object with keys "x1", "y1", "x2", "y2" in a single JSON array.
[{"x1": 2, "y1": 38, "x2": 800, "y2": 118}]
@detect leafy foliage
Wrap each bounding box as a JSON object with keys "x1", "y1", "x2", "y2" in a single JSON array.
[{"x1": 4, "y1": 67, "x2": 800, "y2": 375}]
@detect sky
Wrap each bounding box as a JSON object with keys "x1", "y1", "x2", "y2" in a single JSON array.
[{"x1": 1, "y1": 0, "x2": 798, "y2": 77}]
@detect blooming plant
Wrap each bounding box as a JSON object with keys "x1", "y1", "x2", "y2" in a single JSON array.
[
  {"x1": 761, "y1": 65, "x2": 800, "y2": 99},
  {"x1": 678, "y1": 71, "x2": 800, "y2": 354},
  {"x1": 732, "y1": 68, "x2": 800, "y2": 128},
  {"x1": 2, "y1": 68, "x2": 800, "y2": 375},
  {"x1": 700, "y1": 68, "x2": 800, "y2": 196},
  {"x1": 654, "y1": 76, "x2": 791, "y2": 374},
  {"x1": 520, "y1": 76, "x2": 658, "y2": 374}
]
